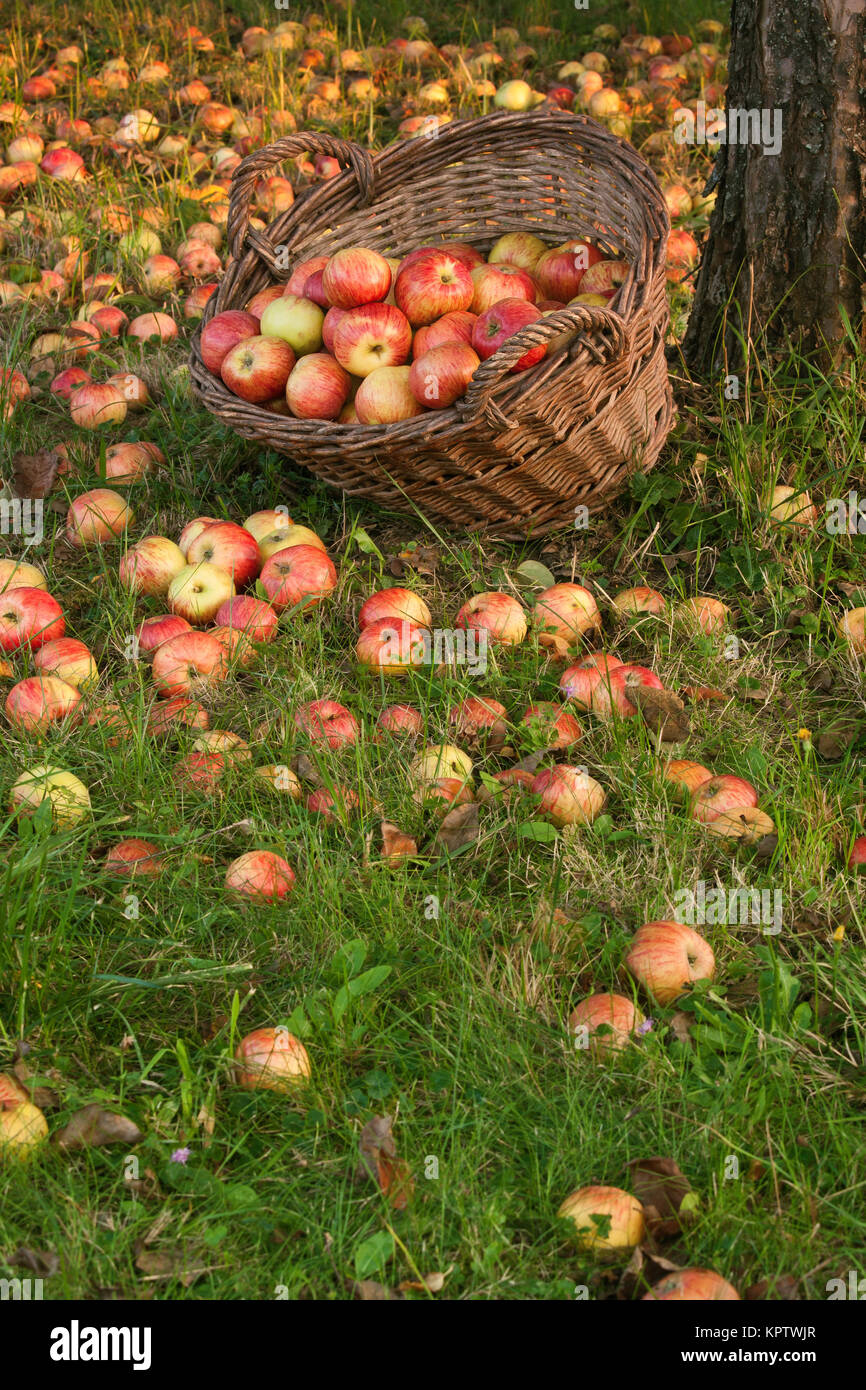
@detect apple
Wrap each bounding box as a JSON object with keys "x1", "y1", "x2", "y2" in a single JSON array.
[
  {"x1": 192, "y1": 731, "x2": 251, "y2": 762},
  {"x1": 259, "y1": 545, "x2": 337, "y2": 612},
  {"x1": 286, "y1": 255, "x2": 329, "y2": 296},
  {"x1": 612, "y1": 586, "x2": 667, "y2": 616},
  {"x1": 356, "y1": 617, "x2": 430, "y2": 674},
  {"x1": 105, "y1": 839, "x2": 165, "y2": 877},
  {"x1": 488, "y1": 231, "x2": 547, "y2": 273},
  {"x1": 257, "y1": 523, "x2": 326, "y2": 562},
  {"x1": 0, "y1": 559, "x2": 46, "y2": 592},
  {"x1": 302, "y1": 269, "x2": 329, "y2": 307},
  {"x1": 494, "y1": 79, "x2": 535, "y2": 111},
  {"x1": 66, "y1": 489, "x2": 133, "y2": 546},
  {"x1": 220, "y1": 335, "x2": 296, "y2": 402},
  {"x1": 128, "y1": 312, "x2": 178, "y2": 343},
  {"x1": 558, "y1": 1186, "x2": 646, "y2": 1253},
  {"x1": 186, "y1": 521, "x2": 261, "y2": 587},
  {"x1": 398, "y1": 243, "x2": 485, "y2": 276},
  {"x1": 305, "y1": 784, "x2": 362, "y2": 822},
  {"x1": 243, "y1": 509, "x2": 293, "y2": 545},
  {"x1": 449, "y1": 696, "x2": 507, "y2": 740},
  {"x1": 168, "y1": 562, "x2": 235, "y2": 625},
  {"x1": 286, "y1": 352, "x2": 351, "y2": 419},
  {"x1": 411, "y1": 743, "x2": 474, "y2": 786},
  {"x1": 534, "y1": 239, "x2": 603, "y2": 301},
  {"x1": 666, "y1": 230, "x2": 700, "y2": 283},
  {"x1": 51, "y1": 366, "x2": 91, "y2": 400},
  {"x1": 259, "y1": 294, "x2": 324, "y2": 355},
  {"x1": 322, "y1": 246, "x2": 392, "y2": 308},
  {"x1": 255, "y1": 764, "x2": 302, "y2": 798},
  {"x1": 295, "y1": 699, "x2": 359, "y2": 748},
  {"x1": 838, "y1": 607, "x2": 866, "y2": 654},
  {"x1": 172, "y1": 750, "x2": 226, "y2": 795},
  {"x1": 136, "y1": 613, "x2": 192, "y2": 657},
  {"x1": 142, "y1": 254, "x2": 181, "y2": 295},
  {"x1": 5, "y1": 675, "x2": 81, "y2": 733},
  {"x1": 102, "y1": 441, "x2": 156, "y2": 480},
  {"x1": 469, "y1": 262, "x2": 537, "y2": 314},
  {"x1": 321, "y1": 306, "x2": 347, "y2": 354},
  {"x1": 663, "y1": 759, "x2": 714, "y2": 798},
  {"x1": 200, "y1": 309, "x2": 260, "y2": 373},
  {"x1": 675, "y1": 596, "x2": 730, "y2": 633},
  {"x1": 10, "y1": 763, "x2": 90, "y2": 827},
  {"x1": 558, "y1": 664, "x2": 602, "y2": 709},
  {"x1": 185, "y1": 284, "x2": 218, "y2": 318},
  {"x1": 0, "y1": 587, "x2": 65, "y2": 652},
  {"x1": 847, "y1": 836, "x2": 866, "y2": 870},
  {"x1": 147, "y1": 695, "x2": 210, "y2": 738},
  {"x1": 69, "y1": 381, "x2": 128, "y2": 429},
  {"x1": 33, "y1": 638, "x2": 98, "y2": 691},
  {"x1": 213, "y1": 596, "x2": 278, "y2": 643},
  {"x1": 475, "y1": 768, "x2": 536, "y2": 805},
  {"x1": 246, "y1": 285, "x2": 285, "y2": 319},
  {"x1": 359, "y1": 587, "x2": 432, "y2": 630},
  {"x1": 412, "y1": 311, "x2": 477, "y2": 359},
  {"x1": 0, "y1": 1100, "x2": 49, "y2": 1158},
  {"x1": 178, "y1": 516, "x2": 220, "y2": 555},
  {"x1": 409, "y1": 343, "x2": 480, "y2": 407},
  {"x1": 151, "y1": 630, "x2": 227, "y2": 697},
  {"x1": 414, "y1": 776, "x2": 475, "y2": 810},
  {"x1": 690, "y1": 774, "x2": 758, "y2": 823},
  {"x1": 394, "y1": 248, "x2": 474, "y2": 326},
  {"x1": 531, "y1": 766, "x2": 606, "y2": 826},
  {"x1": 580, "y1": 259, "x2": 629, "y2": 297},
  {"x1": 768, "y1": 484, "x2": 817, "y2": 528},
  {"x1": 119, "y1": 536, "x2": 187, "y2": 596},
  {"x1": 626, "y1": 920, "x2": 715, "y2": 1004},
  {"x1": 225, "y1": 851, "x2": 296, "y2": 903},
  {"x1": 355, "y1": 365, "x2": 426, "y2": 424},
  {"x1": 642, "y1": 1269, "x2": 741, "y2": 1302},
  {"x1": 376, "y1": 704, "x2": 424, "y2": 736},
  {"x1": 520, "y1": 702, "x2": 582, "y2": 748},
  {"x1": 591, "y1": 664, "x2": 664, "y2": 718},
  {"x1": 234, "y1": 1026, "x2": 310, "y2": 1091},
  {"x1": 532, "y1": 583, "x2": 601, "y2": 649},
  {"x1": 569, "y1": 993, "x2": 644, "y2": 1058},
  {"x1": 332, "y1": 303, "x2": 413, "y2": 377},
  {"x1": 703, "y1": 806, "x2": 776, "y2": 843},
  {"x1": 456, "y1": 591, "x2": 526, "y2": 646},
  {"x1": 471, "y1": 298, "x2": 544, "y2": 372}
]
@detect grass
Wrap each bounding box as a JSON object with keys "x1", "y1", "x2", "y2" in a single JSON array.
[{"x1": 0, "y1": 0, "x2": 864, "y2": 1303}]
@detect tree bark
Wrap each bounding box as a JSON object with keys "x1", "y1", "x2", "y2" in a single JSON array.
[{"x1": 682, "y1": 0, "x2": 866, "y2": 374}]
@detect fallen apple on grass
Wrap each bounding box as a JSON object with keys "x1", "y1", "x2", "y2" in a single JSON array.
[
  {"x1": 186, "y1": 521, "x2": 261, "y2": 588},
  {"x1": 642, "y1": 1269, "x2": 741, "y2": 1301},
  {"x1": 5, "y1": 675, "x2": 82, "y2": 733},
  {"x1": 690, "y1": 774, "x2": 758, "y2": 823},
  {"x1": 34, "y1": 638, "x2": 98, "y2": 691},
  {"x1": 105, "y1": 838, "x2": 165, "y2": 877},
  {"x1": 10, "y1": 764, "x2": 91, "y2": 827},
  {"x1": 0, "y1": 558, "x2": 47, "y2": 592},
  {"x1": 356, "y1": 617, "x2": 430, "y2": 675},
  {"x1": 412, "y1": 743, "x2": 474, "y2": 788},
  {"x1": 66, "y1": 489, "x2": 134, "y2": 546},
  {"x1": 255, "y1": 764, "x2": 302, "y2": 798},
  {"x1": 172, "y1": 750, "x2": 226, "y2": 795},
  {"x1": 168, "y1": 562, "x2": 235, "y2": 625},
  {"x1": 234, "y1": 1026, "x2": 310, "y2": 1091},
  {"x1": 136, "y1": 613, "x2": 192, "y2": 657},
  {"x1": 531, "y1": 765, "x2": 606, "y2": 826},
  {"x1": 119, "y1": 536, "x2": 187, "y2": 596},
  {"x1": 662, "y1": 758, "x2": 713, "y2": 798},
  {"x1": 532, "y1": 583, "x2": 600, "y2": 650},
  {"x1": 259, "y1": 545, "x2": 337, "y2": 611},
  {"x1": 376, "y1": 704, "x2": 424, "y2": 737},
  {"x1": 225, "y1": 850, "x2": 296, "y2": 902},
  {"x1": 838, "y1": 607, "x2": 866, "y2": 655},
  {"x1": 0, "y1": 1097, "x2": 49, "y2": 1158},
  {"x1": 213, "y1": 595, "x2": 278, "y2": 643},
  {"x1": 558, "y1": 1185, "x2": 646, "y2": 1254},
  {"x1": 625, "y1": 920, "x2": 715, "y2": 1004},
  {"x1": 591, "y1": 664, "x2": 665, "y2": 718},
  {"x1": 520, "y1": 702, "x2": 582, "y2": 748},
  {"x1": 569, "y1": 993, "x2": 645, "y2": 1058},
  {"x1": 768, "y1": 485, "x2": 817, "y2": 529},
  {"x1": 0, "y1": 587, "x2": 65, "y2": 653},
  {"x1": 359, "y1": 587, "x2": 432, "y2": 630},
  {"x1": 456, "y1": 591, "x2": 526, "y2": 646},
  {"x1": 611, "y1": 586, "x2": 667, "y2": 616},
  {"x1": 675, "y1": 595, "x2": 730, "y2": 633},
  {"x1": 151, "y1": 630, "x2": 227, "y2": 698},
  {"x1": 848, "y1": 836, "x2": 866, "y2": 870},
  {"x1": 294, "y1": 699, "x2": 359, "y2": 749}
]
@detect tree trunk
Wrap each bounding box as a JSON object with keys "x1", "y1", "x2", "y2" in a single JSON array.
[{"x1": 682, "y1": 0, "x2": 866, "y2": 375}]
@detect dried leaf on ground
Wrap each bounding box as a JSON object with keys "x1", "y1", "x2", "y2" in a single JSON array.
[
  {"x1": 434, "y1": 802, "x2": 479, "y2": 854},
  {"x1": 397, "y1": 1270, "x2": 449, "y2": 1294},
  {"x1": 380, "y1": 820, "x2": 418, "y2": 860},
  {"x1": 135, "y1": 1245, "x2": 211, "y2": 1287},
  {"x1": 358, "y1": 1114, "x2": 414, "y2": 1210},
  {"x1": 618, "y1": 1245, "x2": 682, "y2": 1300},
  {"x1": 626, "y1": 1155, "x2": 699, "y2": 1237},
  {"x1": 9, "y1": 1246, "x2": 59, "y2": 1278},
  {"x1": 351, "y1": 1279, "x2": 403, "y2": 1300},
  {"x1": 11, "y1": 447, "x2": 62, "y2": 498},
  {"x1": 54, "y1": 1104, "x2": 143, "y2": 1150},
  {"x1": 745, "y1": 1274, "x2": 800, "y2": 1300},
  {"x1": 629, "y1": 685, "x2": 691, "y2": 742},
  {"x1": 816, "y1": 721, "x2": 861, "y2": 760}
]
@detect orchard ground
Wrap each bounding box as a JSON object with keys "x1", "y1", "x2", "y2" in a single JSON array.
[{"x1": 0, "y1": 0, "x2": 864, "y2": 1301}]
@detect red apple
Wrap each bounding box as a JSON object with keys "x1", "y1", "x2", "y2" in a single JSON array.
[
  {"x1": 642, "y1": 1269, "x2": 741, "y2": 1302},
  {"x1": 172, "y1": 749, "x2": 226, "y2": 794},
  {"x1": 663, "y1": 759, "x2": 714, "y2": 798},
  {"x1": 69, "y1": 381, "x2": 128, "y2": 429},
  {"x1": 520, "y1": 701, "x2": 582, "y2": 748},
  {"x1": 534, "y1": 239, "x2": 604, "y2": 301},
  {"x1": 471, "y1": 298, "x2": 544, "y2": 372},
  {"x1": 294, "y1": 699, "x2": 359, "y2": 748},
  {"x1": 569, "y1": 993, "x2": 644, "y2": 1057},
  {"x1": 409, "y1": 343, "x2": 480, "y2": 407},
  {"x1": 305, "y1": 786, "x2": 361, "y2": 821},
  {"x1": 33, "y1": 638, "x2": 97, "y2": 691},
  {"x1": 394, "y1": 248, "x2": 474, "y2": 326},
  {"x1": 412, "y1": 310, "x2": 477, "y2": 358},
  {"x1": 456, "y1": 591, "x2": 526, "y2": 646},
  {"x1": 322, "y1": 246, "x2": 392, "y2": 308},
  {"x1": 532, "y1": 583, "x2": 601, "y2": 648},
  {"x1": 220, "y1": 335, "x2": 296, "y2": 402},
  {"x1": 558, "y1": 1186, "x2": 645, "y2": 1253},
  {"x1": 177, "y1": 516, "x2": 219, "y2": 555},
  {"x1": 580, "y1": 259, "x2": 629, "y2": 297},
  {"x1": 449, "y1": 696, "x2": 507, "y2": 740},
  {"x1": 147, "y1": 695, "x2": 210, "y2": 738},
  {"x1": 259, "y1": 545, "x2": 337, "y2": 612},
  {"x1": 356, "y1": 617, "x2": 430, "y2": 674},
  {"x1": 469, "y1": 262, "x2": 537, "y2": 314},
  {"x1": 136, "y1": 613, "x2": 192, "y2": 657},
  {"x1": 286, "y1": 255, "x2": 329, "y2": 296},
  {"x1": 847, "y1": 836, "x2": 866, "y2": 870},
  {"x1": 285, "y1": 352, "x2": 351, "y2": 420},
  {"x1": 0, "y1": 588, "x2": 64, "y2": 653},
  {"x1": 105, "y1": 839, "x2": 165, "y2": 877},
  {"x1": 612, "y1": 586, "x2": 667, "y2": 616},
  {"x1": 66, "y1": 489, "x2": 134, "y2": 546},
  {"x1": 690, "y1": 775, "x2": 758, "y2": 823},
  {"x1": 626, "y1": 920, "x2": 715, "y2": 1004},
  {"x1": 332, "y1": 303, "x2": 412, "y2": 377},
  {"x1": 119, "y1": 536, "x2": 187, "y2": 596},
  {"x1": 321, "y1": 306, "x2": 347, "y2": 354},
  {"x1": 376, "y1": 704, "x2": 424, "y2": 736},
  {"x1": 128, "y1": 312, "x2": 178, "y2": 343},
  {"x1": 245, "y1": 285, "x2": 285, "y2": 319},
  {"x1": 591, "y1": 664, "x2": 664, "y2": 718},
  {"x1": 200, "y1": 310, "x2": 260, "y2": 373},
  {"x1": 213, "y1": 595, "x2": 278, "y2": 643},
  {"x1": 5, "y1": 675, "x2": 82, "y2": 733},
  {"x1": 225, "y1": 851, "x2": 295, "y2": 902},
  {"x1": 186, "y1": 521, "x2": 261, "y2": 587},
  {"x1": 675, "y1": 596, "x2": 730, "y2": 633},
  {"x1": 359, "y1": 587, "x2": 432, "y2": 630},
  {"x1": 152, "y1": 630, "x2": 227, "y2": 698},
  {"x1": 50, "y1": 366, "x2": 91, "y2": 400},
  {"x1": 531, "y1": 765, "x2": 606, "y2": 826},
  {"x1": 234, "y1": 1026, "x2": 310, "y2": 1090}
]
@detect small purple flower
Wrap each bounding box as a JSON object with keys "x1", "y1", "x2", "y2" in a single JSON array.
[
  {"x1": 635, "y1": 1018, "x2": 654, "y2": 1036},
  {"x1": 170, "y1": 1146, "x2": 191, "y2": 1164}
]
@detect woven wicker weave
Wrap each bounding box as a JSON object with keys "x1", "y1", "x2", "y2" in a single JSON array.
[{"x1": 190, "y1": 109, "x2": 674, "y2": 537}]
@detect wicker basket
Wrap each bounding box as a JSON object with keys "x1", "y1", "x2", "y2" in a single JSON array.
[{"x1": 190, "y1": 109, "x2": 674, "y2": 538}]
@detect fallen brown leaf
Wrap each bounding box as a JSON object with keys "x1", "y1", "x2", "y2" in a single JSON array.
[
  {"x1": 629, "y1": 684, "x2": 691, "y2": 742},
  {"x1": 618, "y1": 1245, "x2": 682, "y2": 1300},
  {"x1": 358, "y1": 1114, "x2": 414, "y2": 1210},
  {"x1": 626, "y1": 1155, "x2": 699, "y2": 1238},
  {"x1": 54, "y1": 1104, "x2": 143, "y2": 1151},
  {"x1": 434, "y1": 802, "x2": 479, "y2": 855},
  {"x1": 669, "y1": 1012, "x2": 694, "y2": 1046},
  {"x1": 291, "y1": 752, "x2": 325, "y2": 787},
  {"x1": 11, "y1": 447, "x2": 62, "y2": 498},
  {"x1": 380, "y1": 820, "x2": 418, "y2": 861},
  {"x1": 9, "y1": 1246, "x2": 59, "y2": 1278},
  {"x1": 745, "y1": 1274, "x2": 800, "y2": 1300},
  {"x1": 816, "y1": 721, "x2": 861, "y2": 760},
  {"x1": 397, "y1": 1270, "x2": 448, "y2": 1294},
  {"x1": 135, "y1": 1246, "x2": 211, "y2": 1288},
  {"x1": 351, "y1": 1279, "x2": 403, "y2": 1300}
]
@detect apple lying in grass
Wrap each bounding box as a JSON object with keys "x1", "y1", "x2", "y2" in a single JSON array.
[
  {"x1": 356, "y1": 617, "x2": 430, "y2": 675},
  {"x1": 256, "y1": 523, "x2": 326, "y2": 561},
  {"x1": 168, "y1": 562, "x2": 235, "y2": 625},
  {"x1": 848, "y1": 836, "x2": 866, "y2": 870},
  {"x1": 456, "y1": 591, "x2": 527, "y2": 646},
  {"x1": 359, "y1": 587, "x2": 432, "y2": 630},
  {"x1": 520, "y1": 702, "x2": 582, "y2": 748},
  {"x1": 172, "y1": 750, "x2": 226, "y2": 795},
  {"x1": 186, "y1": 521, "x2": 261, "y2": 587},
  {"x1": 259, "y1": 545, "x2": 337, "y2": 611},
  {"x1": 558, "y1": 655, "x2": 623, "y2": 709},
  {"x1": 376, "y1": 704, "x2": 424, "y2": 736},
  {"x1": 234, "y1": 1026, "x2": 311, "y2": 1091},
  {"x1": 769, "y1": 485, "x2": 817, "y2": 529},
  {"x1": 690, "y1": 774, "x2": 758, "y2": 823},
  {"x1": 136, "y1": 613, "x2": 192, "y2": 657},
  {"x1": 612, "y1": 586, "x2": 667, "y2": 616},
  {"x1": 306, "y1": 786, "x2": 361, "y2": 821},
  {"x1": 177, "y1": 516, "x2": 219, "y2": 555},
  {"x1": 255, "y1": 764, "x2": 302, "y2": 798},
  {"x1": 838, "y1": 607, "x2": 866, "y2": 655},
  {"x1": 5, "y1": 675, "x2": 82, "y2": 733},
  {"x1": 213, "y1": 596, "x2": 278, "y2": 643},
  {"x1": 66, "y1": 489, "x2": 133, "y2": 546},
  {"x1": 33, "y1": 638, "x2": 98, "y2": 691},
  {"x1": 531, "y1": 765, "x2": 606, "y2": 826},
  {"x1": 449, "y1": 696, "x2": 508, "y2": 740},
  {"x1": 569, "y1": 993, "x2": 644, "y2": 1058},
  {"x1": 225, "y1": 851, "x2": 296, "y2": 903},
  {"x1": 192, "y1": 731, "x2": 251, "y2": 762},
  {"x1": 642, "y1": 1269, "x2": 741, "y2": 1302},
  {"x1": 147, "y1": 696, "x2": 210, "y2": 738},
  {"x1": 675, "y1": 595, "x2": 730, "y2": 633},
  {"x1": 69, "y1": 380, "x2": 128, "y2": 429},
  {"x1": 591, "y1": 663, "x2": 664, "y2": 718},
  {"x1": 105, "y1": 838, "x2": 165, "y2": 877},
  {"x1": 703, "y1": 806, "x2": 776, "y2": 843},
  {"x1": 625, "y1": 920, "x2": 715, "y2": 1004},
  {"x1": 532, "y1": 583, "x2": 600, "y2": 648},
  {"x1": 294, "y1": 699, "x2": 359, "y2": 749},
  {"x1": 558, "y1": 1186, "x2": 646, "y2": 1254},
  {"x1": 119, "y1": 536, "x2": 187, "y2": 596},
  {"x1": 10, "y1": 764, "x2": 90, "y2": 827},
  {"x1": 475, "y1": 768, "x2": 536, "y2": 805},
  {"x1": 0, "y1": 558, "x2": 47, "y2": 592},
  {"x1": 151, "y1": 630, "x2": 227, "y2": 698},
  {"x1": 412, "y1": 743, "x2": 474, "y2": 787},
  {"x1": 662, "y1": 758, "x2": 713, "y2": 798},
  {"x1": 0, "y1": 1098, "x2": 49, "y2": 1158},
  {"x1": 0, "y1": 587, "x2": 65, "y2": 653}
]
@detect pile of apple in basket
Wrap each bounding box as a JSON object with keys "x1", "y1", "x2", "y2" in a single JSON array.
[{"x1": 200, "y1": 238, "x2": 627, "y2": 422}]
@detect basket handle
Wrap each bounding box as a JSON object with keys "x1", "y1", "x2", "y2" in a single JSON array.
[
  {"x1": 227, "y1": 134, "x2": 377, "y2": 269},
  {"x1": 457, "y1": 304, "x2": 633, "y2": 432}
]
